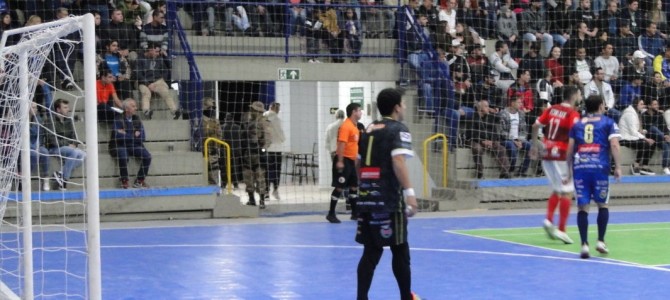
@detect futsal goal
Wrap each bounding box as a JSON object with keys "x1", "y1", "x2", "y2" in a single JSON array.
[{"x1": 0, "y1": 14, "x2": 101, "y2": 299}]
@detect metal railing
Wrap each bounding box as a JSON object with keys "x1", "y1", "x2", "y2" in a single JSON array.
[
  {"x1": 203, "y1": 137, "x2": 233, "y2": 194},
  {"x1": 422, "y1": 133, "x2": 448, "y2": 197}
]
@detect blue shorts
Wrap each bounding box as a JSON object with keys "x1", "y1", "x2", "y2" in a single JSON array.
[{"x1": 573, "y1": 172, "x2": 610, "y2": 206}]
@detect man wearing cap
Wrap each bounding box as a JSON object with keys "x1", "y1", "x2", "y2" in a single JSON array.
[
  {"x1": 242, "y1": 101, "x2": 271, "y2": 209},
  {"x1": 521, "y1": 0, "x2": 554, "y2": 57},
  {"x1": 622, "y1": 50, "x2": 649, "y2": 83},
  {"x1": 473, "y1": 68, "x2": 503, "y2": 113},
  {"x1": 467, "y1": 43, "x2": 489, "y2": 84},
  {"x1": 447, "y1": 39, "x2": 469, "y2": 76},
  {"x1": 202, "y1": 97, "x2": 222, "y2": 185}
]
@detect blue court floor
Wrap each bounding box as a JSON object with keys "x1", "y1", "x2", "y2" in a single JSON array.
[{"x1": 41, "y1": 205, "x2": 670, "y2": 299}]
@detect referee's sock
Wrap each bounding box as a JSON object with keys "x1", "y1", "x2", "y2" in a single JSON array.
[
  {"x1": 577, "y1": 211, "x2": 589, "y2": 245},
  {"x1": 329, "y1": 190, "x2": 340, "y2": 215},
  {"x1": 597, "y1": 207, "x2": 609, "y2": 242}
]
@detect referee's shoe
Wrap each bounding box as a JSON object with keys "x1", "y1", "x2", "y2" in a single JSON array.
[{"x1": 326, "y1": 213, "x2": 341, "y2": 223}]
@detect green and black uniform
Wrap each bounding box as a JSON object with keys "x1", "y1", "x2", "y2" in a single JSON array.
[{"x1": 355, "y1": 117, "x2": 414, "y2": 300}]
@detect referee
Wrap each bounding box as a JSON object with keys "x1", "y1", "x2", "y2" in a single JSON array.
[
  {"x1": 355, "y1": 88, "x2": 418, "y2": 300},
  {"x1": 327, "y1": 103, "x2": 363, "y2": 223}
]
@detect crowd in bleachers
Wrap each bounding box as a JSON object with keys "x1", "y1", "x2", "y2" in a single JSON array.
[{"x1": 398, "y1": 0, "x2": 670, "y2": 178}]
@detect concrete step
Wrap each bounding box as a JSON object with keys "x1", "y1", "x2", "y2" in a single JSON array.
[
  {"x1": 75, "y1": 119, "x2": 191, "y2": 142},
  {"x1": 23, "y1": 173, "x2": 206, "y2": 191}
]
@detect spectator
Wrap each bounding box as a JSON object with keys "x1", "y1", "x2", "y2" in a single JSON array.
[
  {"x1": 499, "y1": 96, "x2": 532, "y2": 177},
  {"x1": 97, "y1": 39, "x2": 134, "y2": 100},
  {"x1": 102, "y1": 9, "x2": 140, "y2": 61},
  {"x1": 343, "y1": 8, "x2": 362, "y2": 63},
  {"x1": 96, "y1": 69, "x2": 124, "y2": 124},
  {"x1": 447, "y1": 39, "x2": 469, "y2": 76},
  {"x1": 619, "y1": 98, "x2": 656, "y2": 175},
  {"x1": 109, "y1": 98, "x2": 152, "y2": 189},
  {"x1": 619, "y1": 73, "x2": 644, "y2": 110},
  {"x1": 507, "y1": 69, "x2": 535, "y2": 115},
  {"x1": 584, "y1": 67, "x2": 620, "y2": 121},
  {"x1": 496, "y1": 5, "x2": 521, "y2": 58},
  {"x1": 29, "y1": 101, "x2": 50, "y2": 191},
  {"x1": 201, "y1": 97, "x2": 222, "y2": 185},
  {"x1": 640, "y1": 98, "x2": 670, "y2": 174},
  {"x1": 519, "y1": 42, "x2": 546, "y2": 85},
  {"x1": 145, "y1": 0, "x2": 166, "y2": 26},
  {"x1": 648, "y1": 0, "x2": 668, "y2": 36},
  {"x1": 479, "y1": 0, "x2": 500, "y2": 39},
  {"x1": 465, "y1": 100, "x2": 510, "y2": 179},
  {"x1": 612, "y1": 20, "x2": 638, "y2": 65},
  {"x1": 325, "y1": 109, "x2": 345, "y2": 160},
  {"x1": 639, "y1": 22, "x2": 665, "y2": 64},
  {"x1": 263, "y1": 102, "x2": 285, "y2": 201},
  {"x1": 489, "y1": 40, "x2": 518, "y2": 90},
  {"x1": 546, "y1": 46, "x2": 565, "y2": 84},
  {"x1": 473, "y1": 69, "x2": 504, "y2": 112},
  {"x1": 221, "y1": 113, "x2": 243, "y2": 189},
  {"x1": 136, "y1": 44, "x2": 181, "y2": 120},
  {"x1": 287, "y1": 1, "x2": 306, "y2": 37},
  {"x1": 0, "y1": 12, "x2": 18, "y2": 46},
  {"x1": 231, "y1": 5, "x2": 253, "y2": 35},
  {"x1": 521, "y1": 0, "x2": 553, "y2": 57},
  {"x1": 382, "y1": 0, "x2": 397, "y2": 38},
  {"x1": 458, "y1": 0, "x2": 484, "y2": 40},
  {"x1": 320, "y1": 6, "x2": 345, "y2": 63},
  {"x1": 572, "y1": 0, "x2": 599, "y2": 38},
  {"x1": 140, "y1": 10, "x2": 168, "y2": 55},
  {"x1": 622, "y1": 50, "x2": 650, "y2": 82},
  {"x1": 594, "y1": 42, "x2": 620, "y2": 82},
  {"x1": 54, "y1": 7, "x2": 80, "y2": 90},
  {"x1": 438, "y1": 0, "x2": 458, "y2": 36},
  {"x1": 652, "y1": 44, "x2": 670, "y2": 82},
  {"x1": 562, "y1": 22, "x2": 597, "y2": 65},
  {"x1": 466, "y1": 44, "x2": 489, "y2": 84},
  {"x1": 304, "y1": 6, "x2": 325, "y2": 63},
  {"x1": 118, "y1": 0, "x2": 148, "y2": 27},
  {"x1": 361, "y1": 0, "x2": 386, "y2": 38},
  {"x1": 547, "y1": 0, "x2": 573, "y2": 47},
  {"x1": 568, "y1": 47, "x2": 595, "y2": 85},
  {"x1": 599, "y1": 0, "x2": 621, "y2": 37},
  {"x1": 620, "y1": 0, "x2": 643, "y2": 35},
  {"x1": 250, "y1": 1, "x2": 276, "y2": 37},
  {"x1": 85, "y1": 0, "x2": 110, "y2": 26},
  {"x1": 643, "y1": 72, "x2": 670, "y2": 108},
  {"x1": 45, "y1": 99, "x2": 86, "y2": 191},
  {"x1": 243, "y1": 101, "x2": 270, "y2": 209},
  {"x1": 537, "y1": 69, "x2": 561, "y2": 106}
]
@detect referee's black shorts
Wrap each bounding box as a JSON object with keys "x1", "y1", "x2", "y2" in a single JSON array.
[
  {"x1": 355, "y1": 211, "x2": 408, "y2": 247},
  {"x1": 331, "y1": 157, "x2": 358, "y2": 188}
]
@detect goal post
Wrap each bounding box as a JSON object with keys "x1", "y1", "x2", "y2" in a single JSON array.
[{"x1": 0, "y1": 13, "x2": 100, "y2": 300}]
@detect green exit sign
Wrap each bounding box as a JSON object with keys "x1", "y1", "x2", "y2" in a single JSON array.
[{"x1": 278, "y1": 68, "x2": 301, "y2": 80}]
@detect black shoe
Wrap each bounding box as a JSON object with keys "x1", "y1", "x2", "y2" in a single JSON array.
[
  {"x1": 54, "y1": 171, "x2": 65, "y2": 190},
  {"x1": 350, "y1": 214, "x2": 358, "y2": 220},
  {"x1": 499, "y1": 173, "x2": 511, "y2": 179},
  {"x1": 259, "y1": 199, "x2": 266, "y2": 209},
  {"x1": 326, "y1": 214, "x2": 341, "y2": 223},
  {"x1": 173, "y1": 108, "x2": 182, "y2": 120},
  {"x1": 246, "y1": 201, "x2": 256, "y2": 206},
  {"x1": 143, "y1": 110, "x2": 153, "y2": 120},
  {"x1": 476, "y1": 171, "x2": 483, "y2": 179}
]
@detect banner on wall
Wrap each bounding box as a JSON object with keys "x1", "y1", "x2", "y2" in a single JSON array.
[{"x1": 350, "y1": 87, "x2": 364, "y2": 106}]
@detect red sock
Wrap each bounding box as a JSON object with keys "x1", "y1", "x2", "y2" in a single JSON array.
[
  {"x1": 546, "y1": 193, "x2": 559, "y2": 222},
  {"x1": 558, "y1": 197, "x2": 572, "y2": 232}
]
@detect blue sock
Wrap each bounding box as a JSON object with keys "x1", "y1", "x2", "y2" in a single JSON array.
[
  {"x1": 597, "y1": 207, "x2": 609, "y2": 242},
  {"x1": 577, "y1": 211, "x2": 589, "y2": 245}
]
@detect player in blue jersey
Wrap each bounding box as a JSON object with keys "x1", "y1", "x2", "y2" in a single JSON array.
[{"x1": 565, "y1": 95, "x2": 623, "y2": 259}]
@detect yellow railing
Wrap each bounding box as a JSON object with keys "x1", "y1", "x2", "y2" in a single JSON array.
[
  {"x1": 422, "y1": 134, "x2": 448, "y2": 197},
  {"x1": 203, "y1": 137, "x2": 232, "y2": 194}
]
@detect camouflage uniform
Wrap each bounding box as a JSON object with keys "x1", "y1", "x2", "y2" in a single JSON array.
[{"x1": 242, "y1": 101, "x2": 271, "y2": 208}]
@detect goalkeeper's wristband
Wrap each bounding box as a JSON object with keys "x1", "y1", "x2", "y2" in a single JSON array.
[{"x1": 403, "y1": 188, "x2": 415, "y2": 197}]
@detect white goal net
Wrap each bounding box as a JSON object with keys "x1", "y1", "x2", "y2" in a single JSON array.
[{"x1": 0, "y1": 14, "x2": 100, "y2": 299}]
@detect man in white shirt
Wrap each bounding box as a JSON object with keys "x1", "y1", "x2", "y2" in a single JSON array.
[
  {"x1": 489, "y1": 40, "x2": 519, "y2": 90},
  {"x1": 594, "y1": 42, "x2": 620, "y2": 82},
  {"x1": 584, "y1": 67, "x2": 620, "y2": 122},
  {"x1": 618, "y1": 99, "x2": 656, "y2": 175},
  {"x1": 325, "y1": 109, "x2": 345, "y2": 161},
  {"x1": 263, "y1": 102, "x2": 286, "y2": 200}
]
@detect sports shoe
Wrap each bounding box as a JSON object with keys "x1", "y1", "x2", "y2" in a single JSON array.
[
  {"x1": 143, "y1": 110, "x2": 153, "y2": 120},
  {"x1": 553, "y1": 230, "x2": 574, "y2": 244},
  {"x1": 173, "y1": 108, "x2": 183, "y2": 120},
  {"x1": 543, "y1": 219, "x2": 556, "y2": 240},
  {"x1": 120, "y1": 178, "x2": 129, "y2": 189},
  {"x1": 639, "y1": 167, "x2": 655, "y2": 176},
  {"x1": 631, "y1": 164, "x2": 641, "y2": 175},
  {"x1": 272, "y1": 189, "x2": 280, "y2": 200},
  {"x1": 259, "y1": 199, "x2": 266, "y2": 209},
  {"x1": 246, "y1": 200, "x2": 256, "y2": 206},
  {"x1": 580, "y1": 244, "x2": 590, "y2": 259},
  {"x1": 53, "y1": 171, "x2": 65, "y2": 190},
  {"x1": 411, "y1": 292, "x2": 422, "y2": 300},
  {"x1": 133, "y1": 179, "x2": 149, "y2": 188},
  {"x1": 326, "y1": 214, "x2": 341, "y2": 224},
  {"x1": 664, "y1": 167, "x2": 670, "y2": 175},
  {"x1": 596, "y1": 241, "x2": 609, "y2": 254},
  {"x1": 42, "y1": 180, "x2": 50, "y2": 191}
]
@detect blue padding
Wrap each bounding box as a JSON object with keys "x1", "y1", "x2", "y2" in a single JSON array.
[
  {"x1": 7, "y1": 186, "x2": 220, "y2": 202},
  {"x1": 476, "y1": 175, "x2": 670, "y2": 188}
]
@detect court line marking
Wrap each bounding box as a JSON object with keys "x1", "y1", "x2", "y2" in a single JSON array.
[
  {"x1": 446, "y1": 230, "x2": 670, "y2": 272},
  {"x1": 98, "y1": 242, "x2": 670, "y2": 273},
  {"x1": 457, "y1": 226, "x2": 670, "y2": 237}
]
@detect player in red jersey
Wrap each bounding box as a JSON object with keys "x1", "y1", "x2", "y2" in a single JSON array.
[{"x1": 530, "y1": 86, "x2": 582, "y2": 244}]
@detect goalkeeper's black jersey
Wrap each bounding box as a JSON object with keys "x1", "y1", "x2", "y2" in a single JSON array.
[{"x1": 357, "y1": 117, "x2": 414, "y2": 213}]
